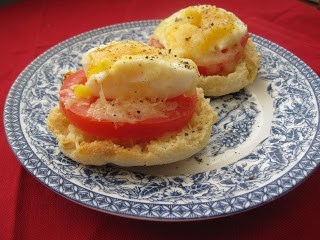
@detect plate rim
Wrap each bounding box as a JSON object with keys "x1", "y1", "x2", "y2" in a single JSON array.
[{"x1": 4, "y1": 20, "x2": 320, "y2": 221}]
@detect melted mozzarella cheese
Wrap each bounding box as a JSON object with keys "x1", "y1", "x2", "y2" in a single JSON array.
[
  {"x1": 87, "y1": 97, "x2": 178, "y2": 123},
  {"x1": 151, "y1": 5, "x2": 248, "y2": 66},
  {"x1": 81, "y1": 41, "x2": 199, "y2": 100}
]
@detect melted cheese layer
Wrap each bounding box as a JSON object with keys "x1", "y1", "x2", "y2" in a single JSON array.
[{"x1": 87, "y1": 97, "x2": 178, "y2": 123}]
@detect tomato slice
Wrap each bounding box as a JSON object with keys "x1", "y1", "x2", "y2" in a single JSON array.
[
  {"x1": 197, "y1": 33, "x2": 249, "y2": 76},
  {"x1": 59, "y1": 70, "x2": 197, "y2": 141},
  {"x1": 149, "y1": 38, "x2": 165, "y2": 49}
]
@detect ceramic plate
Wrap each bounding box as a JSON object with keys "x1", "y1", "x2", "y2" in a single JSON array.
[{"x1": 4, "y1": 20, "x2": 320, "y2": 221}]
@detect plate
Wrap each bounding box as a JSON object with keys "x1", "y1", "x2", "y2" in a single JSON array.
[{"x1": 4, "y1": 20, "x2": 320, "y2": 221}]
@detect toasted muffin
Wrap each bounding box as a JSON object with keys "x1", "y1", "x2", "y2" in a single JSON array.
[
  {"x1": 198, "y1": 38, "x2": 260, "y2": 96},
  {"x1": 47, "y1": 41, "x2": 217, "y2": 166}
]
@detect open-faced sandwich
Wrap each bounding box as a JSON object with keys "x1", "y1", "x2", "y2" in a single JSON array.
[
  {"x1": 149, "y1": 5, "x2": 261, "y2": 96},
  {"x1": 47, "y1": 40, "x2": 217, "y2": 166}
]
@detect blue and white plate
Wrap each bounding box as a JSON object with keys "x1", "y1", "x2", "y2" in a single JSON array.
[{"x1": 4, "y1": 20, "x2": 320, "y2": 221}]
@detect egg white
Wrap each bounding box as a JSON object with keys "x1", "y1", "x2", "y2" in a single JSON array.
[{"x1": 81, "y1": 41, "x2": 199, "y2": 100}]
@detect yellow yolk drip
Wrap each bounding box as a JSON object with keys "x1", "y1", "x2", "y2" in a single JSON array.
[
  {"x1": 74, "y1": 84, "x2": 92, "y2": 98},
  {"x1": 200, "y1": 22, "x2": 235, "y2": 54},
  {"x1": 86, "y1": 59, "x2": 114, "y2": 80},
  {"x1": 184, "y1": 8, "x2": 202, "y2": 28}
]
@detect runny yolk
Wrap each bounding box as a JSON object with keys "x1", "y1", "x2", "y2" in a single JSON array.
[
  {"x1": 74, "y1": 84, "x2": 92, "y2": 98},
  {"x1": 86, "y1": 58, "x2": 114, "y2": 80}
]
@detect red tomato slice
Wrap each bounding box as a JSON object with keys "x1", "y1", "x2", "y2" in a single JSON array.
[
  {"x1": 149, "y1": 38, "x2": 165, "y2": 49},
  {"x1": 59, "y1": 70, "x2": 197, "y2": 141},
  {"x1": 197, "y1": 33, "x2": 249, "y2": 76}
]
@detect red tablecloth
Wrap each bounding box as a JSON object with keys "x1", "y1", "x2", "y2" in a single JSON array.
[{"x1": 1, "y1": 0, "x2": 320, "y2": 239}]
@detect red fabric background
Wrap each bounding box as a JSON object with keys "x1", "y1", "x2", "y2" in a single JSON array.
[{"x1": 1, "y1": 0, "x2": 319, "y2": 239}]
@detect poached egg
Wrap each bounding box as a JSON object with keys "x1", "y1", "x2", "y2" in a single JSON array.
[
  {"x1": 150, "y1": 5, "x2": 248, "y2": 66},
  {"x1": 80, "y1": 40, "x2": 199, "y2": 100}
]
